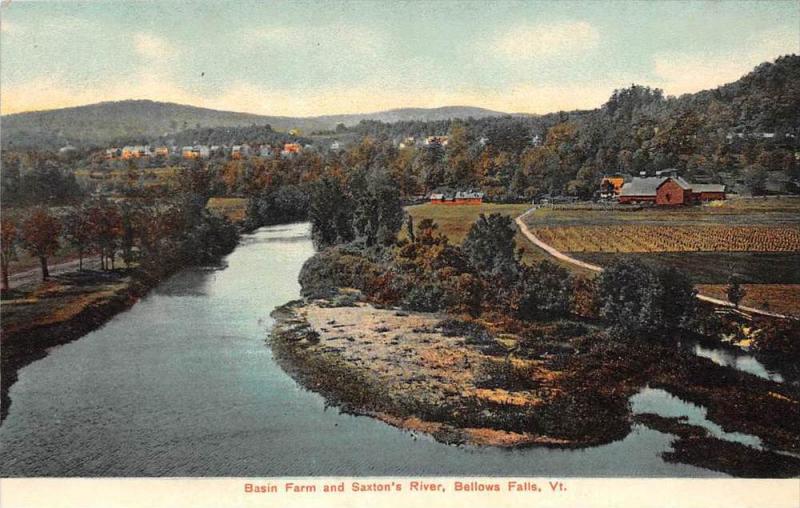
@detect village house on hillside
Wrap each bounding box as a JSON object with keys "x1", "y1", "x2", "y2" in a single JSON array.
[
  {"x1": 424, "y1": 135, "x2": 449, "y2": 147},
  {"x1": 231, "y1": 144, "x2": 251, "y2": 159},
  {"x1": 281, "y1": 143, "x2": 302, "y2": 157},
  {"x1": 181, "y1": 145, "x2": 210, "y2": 159},
  {"x1": 618, "y1": 174, "x2": 725, "y2": 205},
  {"x1": 429, "y1": 190, "x2": 484, "y2": 205},
  {"x1": 121, "y1": 145, "x2": 150, "y2": 159}
]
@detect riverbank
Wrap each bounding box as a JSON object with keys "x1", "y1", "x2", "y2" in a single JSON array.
[
  {"x1": 1, "y1": 269, "x2": 156, "y2": 421},
  {"x1": 271, "y1": 296, "x2": 800, "y2": 477},
  {"x1": 270, "y1": 298, "x2": 623, "y2": 448}
]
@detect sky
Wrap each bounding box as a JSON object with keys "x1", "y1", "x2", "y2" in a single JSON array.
[{"x1": 1, "y1": 0, "x2": 798, "y2": 116}]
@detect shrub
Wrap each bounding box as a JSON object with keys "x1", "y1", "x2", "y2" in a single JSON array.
[
  {"x1": 516, "y1": 260, "x2": 573, "y2": 321},
  {"x1": 298, "y1": 247, "x2": 383, "y2": 299},
  {"x1": 595, "y1": 259, "x2": 696, "y2": 338}
]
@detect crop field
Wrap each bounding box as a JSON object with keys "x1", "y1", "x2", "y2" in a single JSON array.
[
  {"x1": 533, "y1": 224, "x2": 800, "y2": 253},
  {"x1": 522, "y1": 198, "x2": 800, "y2": 311}
]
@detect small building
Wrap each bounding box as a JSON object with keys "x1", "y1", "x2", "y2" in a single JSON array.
[
  {"x1": 281, "y1": 143, "x2": 302, "y2": 156},
  {"x1": 424, "y1": 135, "x2": 449, "y2": 147},
  {"x1": 154, "y1": 146, "x2": 170, "y2": 157},
  {"x1": 105, "y1": 148, "x2": 121, "y2": 159},
  {"x1": 121, "y1": 145, "x2": 150, "y2": 159},
  {"x1": 429, "y1": 190, "x2": 484, "y2": 205},
  {"x1": 330, "y1": 141, "x2": 342, "y2": 151},
  {"x1": 181, "y1": 145, "x2": 210, "y2": 159},
  {"x1": 692, "y1": 183, "x2": 726, "y2": 201},
  {"x1": 398, "y1": 136, "x2": 416, "y2": 149},
  {"x1": 259, "y1": 145, "x2": 273, "y2": 157},
  {"x1": 600, "y1": 174, "x2": 626, "y2": 198},
  {"x1": 454, "y1": 191, "x2": 484, "y2": 204},
  {"x1": 231, "y1": 144, "x2": 251, "y2": 159}
]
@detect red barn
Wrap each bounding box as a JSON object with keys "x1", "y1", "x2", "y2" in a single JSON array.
[
  {"x1": 656, "y1": 177, "x2": 691, "y2": 206},
  {"x1": 619, "y1": 176, "x2": 725, "y2": 206}
]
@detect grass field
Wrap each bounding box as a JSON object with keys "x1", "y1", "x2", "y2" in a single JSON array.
[
  {"x1": 404, "y1": 203, "x2": 559, "y2": 264},
  {"x1": 206, "y1": 197, "x2": 248, "y2": 222},
  {"x1": 573, "y1": 252, "x2": 800, "y2": 284},
  {"x1": 696, "y1": 284, "x2": 800, "y2": 317}
]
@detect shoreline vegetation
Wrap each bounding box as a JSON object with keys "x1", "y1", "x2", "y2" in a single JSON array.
[
  {"x1": 1, "y1": 197, "x2": 242, "y2": 422},
  {"x1": 271, "y1": 295, "x2": 800, "y2": 478},
  {"x1": 272, "y1": 172, "x2": 800, "y2": 477}
]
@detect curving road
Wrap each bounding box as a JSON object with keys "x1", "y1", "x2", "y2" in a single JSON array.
[{"x1": 515, "y1": 207, "x2": 796, "y2": 321}]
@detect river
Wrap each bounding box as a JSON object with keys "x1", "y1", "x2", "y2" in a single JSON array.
[{"x1": 0, "y1": 224, "x2": 723, "y2": 477}]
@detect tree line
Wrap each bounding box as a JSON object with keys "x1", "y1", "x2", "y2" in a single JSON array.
[
  {"x1": 300, "y1": 171, "x2": 700, "y2": 338},
  {"x1": 1, "y1": 196, "x2": 238, "y2": 292}
]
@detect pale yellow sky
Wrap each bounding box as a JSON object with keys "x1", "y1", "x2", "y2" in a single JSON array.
[{"x1": 1, "y1": 1, "x2": 798, "y2": 116}]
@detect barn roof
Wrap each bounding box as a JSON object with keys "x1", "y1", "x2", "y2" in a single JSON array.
[
  {"x1": 455, "y1": 191, "x2": 484, "y2": 199},
  {"x1": 693, "y1": 183, "x2": 726, "y2": 193},
  {"x1": 619, "y1": 177, "x2": 665, "y2": 197}
]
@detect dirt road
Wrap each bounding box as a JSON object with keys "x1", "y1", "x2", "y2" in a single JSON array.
[
  {"x1": 8, "y1": 257, "x2": 101, "y2": 289},
  {"x1": 515, "y1": 207, "x2": 795, "y2": 320}
]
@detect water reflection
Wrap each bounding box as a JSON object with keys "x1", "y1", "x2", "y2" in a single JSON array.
[
  {"x1": 630, "y1": 386, "x2": 763, "y2": 449},
  {"x1": 0, "y1": 224, "x2": 721, "y2": 477},
  {"x1": 692, "y1": 344, "x2": 784, "y2": 383}
]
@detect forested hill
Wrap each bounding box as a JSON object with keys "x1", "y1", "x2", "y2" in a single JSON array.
[
  {"x1": 341, "y1": 55, "x2": 799, "y2": 198},
  {"x1": 1, "y1": 100, "x2": 506, "y2": 150}
]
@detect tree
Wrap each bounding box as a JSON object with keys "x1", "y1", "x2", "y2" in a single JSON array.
[
  {"x1": 62, "y1": 206, "x2": 92, "y2": 271},
  {"x1": 351, "y1": 170, "x2": 404, "y2": 247},
  {"x1": 86, "y1": 201, "x2": 123, "y2": 270},
  {"x1": 1, "y1": 216, "x2": 18, "y2": 292},
  {"x1": 445, "y1": 122, "x2": 477, "y2": 186},
  {"x1": 20, "y1": 207, "x2": 61, "y2": 281},
  {"x1": 595, "y1": 261, "x2": 698, "y2": 336},
  {"x1": 516, "y1": 260, "x2": 573, "y2": 320},
  {"x1": 727, "y1": 275, "x2": 746, "y2": 308},
  {"x1": 462, "y1": 213, "x2": 518, "y2": 278},
  {"x1": 743, "y1": 164, "x2": 768, "y2": 195},
  {"x1": 655, "y1": 266, "x2": 697, "y2": 328},
  {"x1": 308, "y1": 175, "x2": 354, "y2": 249},
  {"x1": 406, "y1": 214, "x2": 415, "y2": 244}
]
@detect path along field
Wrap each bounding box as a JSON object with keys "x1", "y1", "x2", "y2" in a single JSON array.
[
  {"x1": 405, "y1": 203, "x2": 597, "y2": 276},
  {"x1": 520, "y1": 197, "x2": 800, "y2": 317}
]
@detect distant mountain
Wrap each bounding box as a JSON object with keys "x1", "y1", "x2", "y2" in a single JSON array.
[
  {"x1": 1, "y1": 100, "x2": 508, "y2": 149},
  {"x1": 315, "y1": 106, "x2": 509, "y2": 126}
]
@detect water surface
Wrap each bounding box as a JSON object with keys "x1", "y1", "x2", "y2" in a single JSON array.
[{"x1": 1, "y1": 224, "x2": 721, "y2": 477}]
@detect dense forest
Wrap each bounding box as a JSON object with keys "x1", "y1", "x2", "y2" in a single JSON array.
[{"x1": 339, "y1": 55, "x2": 800, "y2": 199}]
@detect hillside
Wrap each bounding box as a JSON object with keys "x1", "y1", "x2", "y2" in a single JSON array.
[{"x1": 1, "y1": 101, "x2": 507, "y2": 150}]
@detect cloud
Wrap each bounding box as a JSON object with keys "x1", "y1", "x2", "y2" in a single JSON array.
[
  {"x1": 491, "y1": 21, "x2": 600, "y2": 61},
  {"x1": 242, "y1": 23, "x2": 385, "y2": 57},
  {"x1": 0, "y1": 70, "x2": 628, "y2": 117},
  {"x1": 652, "y1": 26, "x2": 799, "y2": 95},
  {"x1": 1, "y1": 18, "x2": 18, "y2": 35},
  {"x1": 133, "y1": 33, "x2": 180, "y2": 60}
]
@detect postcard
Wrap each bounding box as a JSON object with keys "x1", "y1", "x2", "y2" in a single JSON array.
[{"x1": 1, "y1": 1, "x2": 798, "y2": 507}]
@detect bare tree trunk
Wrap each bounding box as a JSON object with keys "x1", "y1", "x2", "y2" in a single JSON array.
[
  {"x1": 78, "y1": 250, "x2": 83, "y2": 271},
  {"x1": 1, "y1": 259, "x2": 9, "y2": 292},
  {"x1": 39, "y1": 256, "x2": 49, "y2": 281}
]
